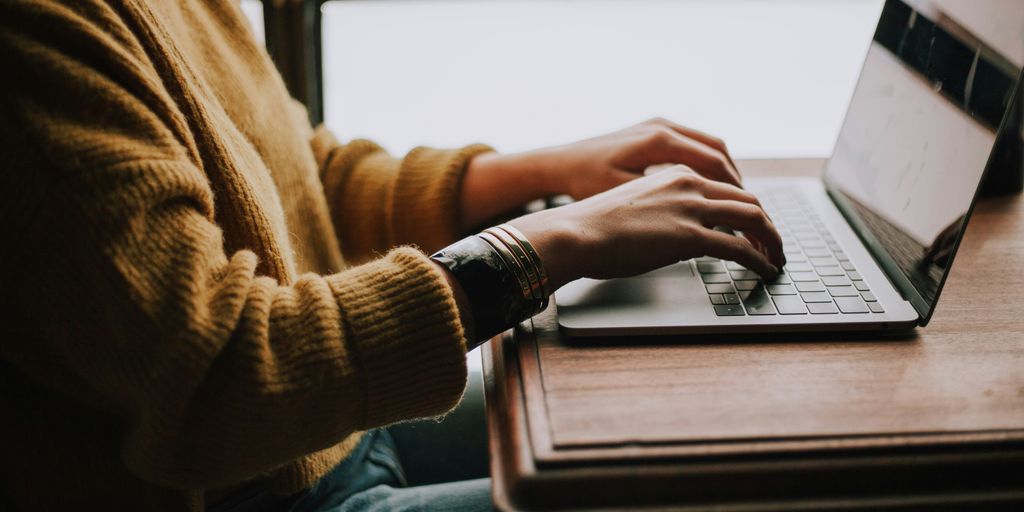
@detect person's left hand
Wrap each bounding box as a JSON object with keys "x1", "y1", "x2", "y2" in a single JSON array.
[{"x1": 460, "y1": 118, "x2": 743, "y2": 230}]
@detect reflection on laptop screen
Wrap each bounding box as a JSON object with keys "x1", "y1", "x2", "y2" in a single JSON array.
[{"x1": 824, "y1": 0, "x2": 1022, "y2": 317}]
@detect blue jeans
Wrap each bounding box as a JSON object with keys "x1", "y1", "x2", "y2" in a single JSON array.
[{"x1": 209, "y1": 430, "x2": 492, "y2": 512}]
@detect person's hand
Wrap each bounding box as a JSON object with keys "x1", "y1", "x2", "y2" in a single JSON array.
[
  {"x1": 507, "y1": 165, "x2": 784, "y2": 291},
  {"x1": 534, "y1": 117, "x2": 742, "y2": 200},
  {"x1": 459, "y1": 118, "x2": 741, "y2": 230}
]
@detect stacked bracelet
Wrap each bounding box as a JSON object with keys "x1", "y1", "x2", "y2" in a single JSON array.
[
  {"x1": 430, "y1": 224, "x2": 551, "y2": 343},
  {"x1": 481, "y1": 225, "x2": 550, "y2": 311}
]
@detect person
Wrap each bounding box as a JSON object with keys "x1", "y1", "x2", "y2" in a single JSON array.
[{"x1": 0, "y1": 1, "x2": 784, "y2": 510}]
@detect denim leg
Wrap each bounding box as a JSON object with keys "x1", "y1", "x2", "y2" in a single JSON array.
[
  {"x1": 299, "y1": 429, "x2": 493, "y2": 512},
  {"x1": 289, "y1": 430, "x2": 405, "y2": 512},
  {"x1": 332, "y1": 478, "x2": 493, "y2": 512}
]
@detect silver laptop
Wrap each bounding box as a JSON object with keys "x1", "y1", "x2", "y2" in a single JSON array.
[{"x1": 557, "y1": 0, "x2": 1023, "y2": 336}]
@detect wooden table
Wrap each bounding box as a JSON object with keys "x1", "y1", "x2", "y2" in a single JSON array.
[{"x1": 483, "y1": 159, "x2": 1024, "y2": 511}]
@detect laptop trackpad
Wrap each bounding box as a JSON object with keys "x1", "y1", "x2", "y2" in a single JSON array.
[{"x1": 556, "y1": 262, "x2": 698, "y2": 310}]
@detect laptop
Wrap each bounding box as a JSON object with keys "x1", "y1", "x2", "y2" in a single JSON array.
[{"x1": 556, "y1": 0, "x2": 1024, "y2": 336}]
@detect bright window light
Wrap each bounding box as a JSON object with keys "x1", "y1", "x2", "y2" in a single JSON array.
[
  {"x1": 322, "y1": 0, "x2": 883, "y2": 159},
  {"x1": 240, "y1": 0, "x2": 265, "y2": 46}
]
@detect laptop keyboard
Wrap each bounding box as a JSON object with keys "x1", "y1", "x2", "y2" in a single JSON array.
[{"x1": 697, "y1": 187, "x2": 884, "y2": 317}]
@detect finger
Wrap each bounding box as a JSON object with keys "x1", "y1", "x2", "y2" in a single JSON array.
[
  {"x1": 697, "y1": 227, "x2": 779, "y2": 279},
  {"x1": 692, "y1": 175, "x2": 764, "y2": 211},
  {"x1": 649, "y1": 118, "x2": 740, "y2": 177},
  {"x1": 643, "y1": 163, "x2": 681, "y2": 176},
  {"x1": 645, "y1": 129, "x2": 742, "y2": 188},
  {"x1": 698, "y1": 199, "x2": 785, "y2": 268},
  {"x1": 692, "y1": 178, "x2": 783, "y2": 250}
]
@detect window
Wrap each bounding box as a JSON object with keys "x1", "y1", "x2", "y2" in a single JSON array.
[
  {"x1": 240, "y1": 0, "x2": 265, "y2": 46},
  {"x1": 320, "y1": 0, "x2": 884, "y2": 158}
]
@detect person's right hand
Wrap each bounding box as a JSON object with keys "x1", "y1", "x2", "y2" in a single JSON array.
[{"x1": 507, "y1": 165, "x2": 785, "y2": 291}]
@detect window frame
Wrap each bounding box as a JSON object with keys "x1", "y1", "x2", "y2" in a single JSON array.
[{"x1": 263, "y1": 0, "x2": 325, "y2": 124}]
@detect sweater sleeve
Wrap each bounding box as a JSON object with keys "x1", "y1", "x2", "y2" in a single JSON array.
[
  {"x1": 309, "y1": 125, "x2": 494, "y2": 262},
  {"x1": 0, "y1": 1, "x2": 468, "y2": 489}
]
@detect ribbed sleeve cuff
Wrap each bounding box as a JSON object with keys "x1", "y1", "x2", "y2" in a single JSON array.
[
  {"x1": 325, "y1": 247, "x2": 469, "y2": 428},
  {"x1": 392, "y1": 144, "x2": 494, "y2": 253}
]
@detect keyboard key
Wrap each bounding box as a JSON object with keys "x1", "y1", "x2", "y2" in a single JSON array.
[
  {"x1": 861, "y1": 291, "x2": 877, "y2": 302},
  {"x1": 828, "y1": 286, "x2": 860, "y2": 297},
  {"x1": 725, "y1": 261, "x2": 747, "y2": 271},
  {"x1": 789, "y1": 271, "x2": 819, "y2": 282},
  {"x1": 767, "y1": 284, "x2": 796, "y2": 295},
  {"x1": 741, "y1": 287, "x2": 777, "y2": 315},
  {"x1": 785, "y1": 262, "x2": 813, "y2": 272},
  {"x1": 801, "y1": 292, "x2": 834, "y2": 303},
  {"x1": 714, "y1": 305, "x2": 746, "y2": 316},
  {"x1": 835, "y1": 251, "x2": 850, "y2": 261},
  {"x1": 767, "y1": 273, "x2": 792, "y2": 284},
  {"x1": 723, "y1": 293, "x2": 741, "y2": 305},
  {"x1": 868, "y1": 302, "x2": 885, "y2": 313},
  {"x1": 808, "y1": 302, "x2": 840, "y2": 314},
  {"x1": 698, "y1": 261, "x2": 726, "y2": 273},
  {"x1": 773, "y1": 295, "x2": 808, "y2": 315},
  {"x1": 848, "y1": 271, "x2": 863, "y2": 281},
  {"x1": 822, "y1": 275, "x2": 851, "y2": 287},
  {"x1": 835, "y1": 296, "x2": 869, "y2": 313},
  {"x1": 828, "y1": 243, "x2": 844, "y2": 252},
  {"x1": 800, "y1": 239, "x2": 826, "y2": 248},
  {"x1": 702, "y1": 273, "x2": 732, "y2": 284},
  {"x1": 809, "y1": 257, "x2": 839, "y2": 267},
  {"x1": 730, "y1": 270, "x2": 760, "y2": 280},
  {"x1": 816, "y1": 266, "x2": 845, "y2": 276},
  {"x1": 734, "y1": 280, "x2": 759, "y2": 291},
  {"x1": 706, "y1": 284, "x2": 734, "y2": 294},
  {"x1": 709, "y1": 294, "x2": 726, "y2": 305},
  {"x1": 841, "y1": 261, "x2": 857, "y2": 271},
  {"x1": 854, "y1": 281, "x2": 871, "y2": 291},
  {"x1": 805, "y1": 248, "x2": 831, "y2": 257},
  {"x1": 795, "y1": 281, "x2": 826, "y2": 292}
]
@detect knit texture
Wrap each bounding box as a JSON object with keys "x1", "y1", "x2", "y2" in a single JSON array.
[{"x1": 0, "y1": 1, "x2": 493, "y2": 509}]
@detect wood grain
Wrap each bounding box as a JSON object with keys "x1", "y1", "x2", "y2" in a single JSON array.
[{"x1": 484, "y1": 159, "x2": 1024, "y2": 510}]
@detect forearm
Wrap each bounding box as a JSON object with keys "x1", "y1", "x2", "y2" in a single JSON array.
[{"x1": 459, "y1": 150, "x2": 562, "y2": 231}]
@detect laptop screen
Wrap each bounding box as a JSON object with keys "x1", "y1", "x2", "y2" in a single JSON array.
[{"x1": 823, "y1": 0, "x2": 1023, "y2": 324}]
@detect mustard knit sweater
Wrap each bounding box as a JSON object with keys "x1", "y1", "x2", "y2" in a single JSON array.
[{"x1": 0, "y1": 1, "x2": 492, "y2": 509}]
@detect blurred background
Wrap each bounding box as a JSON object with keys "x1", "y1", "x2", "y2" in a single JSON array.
[{"x1": 241, "y1": 0, "x2": 884, "y2": 159}]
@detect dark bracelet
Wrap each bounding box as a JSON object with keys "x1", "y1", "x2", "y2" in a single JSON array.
[{"x1": 431, "y1": 235, "x2": 544, "y2": 345}]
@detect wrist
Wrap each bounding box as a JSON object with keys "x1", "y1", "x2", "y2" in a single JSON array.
[
  {"x1": 432, "y1": 234, "x2": 547, "y2": 343},
  {"x1": 461, "y1": 151, "x2": 559, "y2": 231},
  {"x1": 518, "y1": 147, "x2": 569, "y2": 198},
  {"x1": 479, "y1": 149, "x2": 565, "y2": 198},
  {"x1": 507, "y1": 210, "x2": 581, "y2": 292}
]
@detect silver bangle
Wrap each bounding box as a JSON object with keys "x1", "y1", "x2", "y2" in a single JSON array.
[
  {"x1": 477, "y1": 231, "x2": 533, "y2": 300},
  {"x1": 496, "y1": 224, "x2": 551, "y2": 299},
  {"x1": 483, "y1": 227, "x2": 544, "y2": 302}
]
